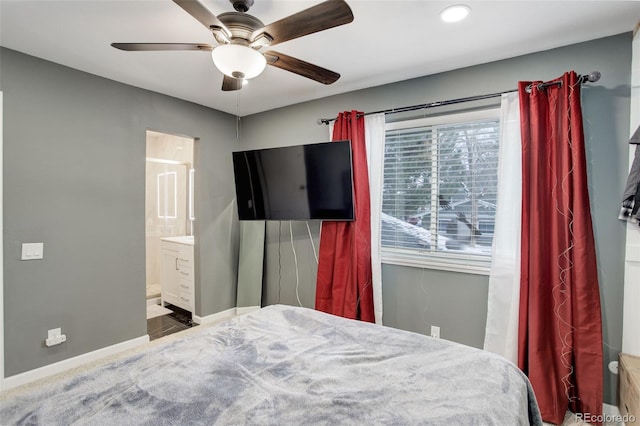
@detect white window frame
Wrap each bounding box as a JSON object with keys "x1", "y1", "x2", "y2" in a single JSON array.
[{"x1": 382, "y1": 108, "x2": 501, "y2": 275}]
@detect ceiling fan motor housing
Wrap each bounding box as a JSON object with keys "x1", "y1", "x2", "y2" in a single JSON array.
[
  {"x1": 215, "y1": 12, "x2": 264, "y2": 45},
  {"x1": 230, "y1": 0, "x2": 254, "y2": 13}
]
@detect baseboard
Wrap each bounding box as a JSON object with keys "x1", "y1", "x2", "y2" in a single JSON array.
[
  {"x1": 192, "y1": 307, "x2": 236, "y2": 325},
  {"x1": 3, "y1": 335, "x2": 150, "y2": 390},
  {"x1": 603, "y1": 403, "x2": 627, "y2": 426},
  {"x1": 146, "y1": 297, "x2": 161, "y2": 306},
  {"x1": 604, "y1": 403, "x2": 621, "y2": 415},
  {"x1": 236, "y1": 305, "x2": 261, "y2": 316}
]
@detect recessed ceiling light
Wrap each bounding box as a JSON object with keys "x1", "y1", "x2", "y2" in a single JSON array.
[{"x1": 440, "y1": 5, "x2": 470, "y2": 23}]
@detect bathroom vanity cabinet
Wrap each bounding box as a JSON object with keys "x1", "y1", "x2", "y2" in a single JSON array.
[{"x1": 160, "y1": 236, "x2": 195, "y2": 313}]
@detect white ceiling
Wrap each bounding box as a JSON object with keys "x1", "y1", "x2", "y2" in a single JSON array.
[{"x1": 1, "y1": 1, "x2": 639, "y2": 116}]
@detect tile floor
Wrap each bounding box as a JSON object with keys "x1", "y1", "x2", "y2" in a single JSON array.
[{"x1": 147, "y1": 304, "x2": 197, "y2": 341}]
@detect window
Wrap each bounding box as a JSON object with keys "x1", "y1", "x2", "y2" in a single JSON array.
[{"x1": 381, "y1": 109, "x2": 500, "y2": 274}]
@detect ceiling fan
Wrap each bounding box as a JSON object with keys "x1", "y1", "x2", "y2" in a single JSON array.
[{"x1": 112, "y1": 0, "x2": 354, "y2": 91}]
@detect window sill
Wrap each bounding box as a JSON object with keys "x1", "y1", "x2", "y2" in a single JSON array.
[{"x1": 381, "y1": 250, "x2": 490, "y2": 276}]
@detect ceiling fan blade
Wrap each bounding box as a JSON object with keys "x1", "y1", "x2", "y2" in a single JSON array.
[
  {"x1": 172, "y1": 0, "x2": 232, "y2": 40},
  {"x1": 264, "y1": 51, "x2": 340, "y2": 85},
  {"x1": 111, "y1": 43, "x2": 214, "y2": 51},
  {"x1": 253, "y1": 0, "x2": 353, "y2": 46},
  {"x1": 222, "y1": 75, "x2": 243, "y2": 91}
]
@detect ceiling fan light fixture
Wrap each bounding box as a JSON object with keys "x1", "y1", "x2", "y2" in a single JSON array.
[
  {"x1": 440, "y1": 4, "x2": 470, "y2": 23},
  {"x1": 211, "y1": 44, "x2": 266, "y2": 80}
]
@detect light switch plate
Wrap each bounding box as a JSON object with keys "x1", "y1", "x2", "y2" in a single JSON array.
[{"x1": 21, "y1": 242, "x2": 44, "y2": 260}]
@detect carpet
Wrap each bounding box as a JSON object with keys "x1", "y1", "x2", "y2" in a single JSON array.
[{"x1": 146, "y1": 304, "x2": 173, "y2": 319}]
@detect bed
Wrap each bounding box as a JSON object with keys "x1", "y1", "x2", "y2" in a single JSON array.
[{"x1": 0, "y1": 304, "x2": 542, "y2": 425}]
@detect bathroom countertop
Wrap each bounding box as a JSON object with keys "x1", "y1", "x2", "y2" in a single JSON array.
[{"x1": 160, "y1": 235, "x2": 194, "y2": 246}]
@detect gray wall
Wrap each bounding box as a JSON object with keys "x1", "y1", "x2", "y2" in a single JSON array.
[
  {"x1": 0, "y1": 32, "x2": 631, "y2": 405},
  {"x1": 1, "y1": 47, "x2": 240, "y2": 376},
  {"x1": 240, "y1": 33, "x2": 632, "y2": 404}
]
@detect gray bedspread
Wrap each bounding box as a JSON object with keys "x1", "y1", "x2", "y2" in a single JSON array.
[{"x1": 0, "y1": 304, "x2": 542, "y2": 425}]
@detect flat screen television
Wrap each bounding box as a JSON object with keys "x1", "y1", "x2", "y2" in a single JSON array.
[{"x1": 232, "y1": 140, "x2": 354, "y2": 221}]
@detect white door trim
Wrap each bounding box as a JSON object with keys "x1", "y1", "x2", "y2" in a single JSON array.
[
  {"x1": 622, "y1": 23, "x2": 640, "y2": 356},
  {"x1": 1, "y1": 91, "x2": 5, "y2": 390}
]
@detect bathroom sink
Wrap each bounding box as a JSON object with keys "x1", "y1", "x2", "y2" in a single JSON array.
[{"x1": 160, "y1": 235, "x2": 194, "y2": 245}]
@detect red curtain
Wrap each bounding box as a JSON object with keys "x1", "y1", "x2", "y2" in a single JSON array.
[
  {"x1": 518, "y1": 71, "x2": 603, "y2": 425},
  {"x1": 315, "y1": 110, "x2": 375, "y2": 322}
]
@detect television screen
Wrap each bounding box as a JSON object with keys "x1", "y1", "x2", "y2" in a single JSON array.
[{"x1": 232, "y1": 140, "x2": 354, "y2": 221}]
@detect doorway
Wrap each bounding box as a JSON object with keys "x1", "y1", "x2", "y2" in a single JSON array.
[{"x1": 145, "y1": 130, "x2": 196, "y2": 339}]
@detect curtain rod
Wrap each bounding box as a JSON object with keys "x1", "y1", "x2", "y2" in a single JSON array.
[{"x1": 317, "y1": 71, "x2": 601, "y2": 125}]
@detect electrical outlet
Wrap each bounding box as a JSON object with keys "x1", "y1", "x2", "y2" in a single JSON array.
[
  {"x1": 430, "y1": 325, "x2": 440, "y2": 339},
  {"x1": 45, "y1": 328, "x2": 67, "y2": 347}
]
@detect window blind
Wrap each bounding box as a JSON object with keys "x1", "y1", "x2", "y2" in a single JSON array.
[{"x1": 382, "y1": 117, "x2": 500, "y2": 262}]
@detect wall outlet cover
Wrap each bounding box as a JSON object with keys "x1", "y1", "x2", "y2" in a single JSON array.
[{"x1": 430, "y1": 325, "x2": 440, "y2": 339}]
